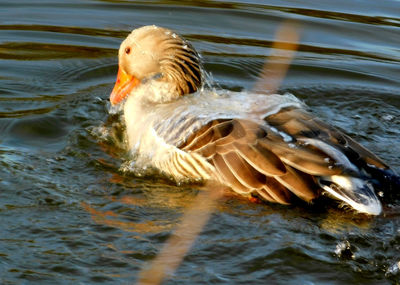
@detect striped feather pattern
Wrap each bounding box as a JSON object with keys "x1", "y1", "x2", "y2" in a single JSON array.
[{"x1": 178, "y1": 108, "x2": 390, "y2": 205}]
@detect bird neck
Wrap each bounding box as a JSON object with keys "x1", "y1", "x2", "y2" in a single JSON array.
[{"x1": 131, "y1": 79, "x2": 182, "y2": 105}]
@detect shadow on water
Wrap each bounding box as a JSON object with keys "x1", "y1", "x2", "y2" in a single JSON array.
[{"x1": 0, "y1": 0, "x2": 400, "y2": 284}]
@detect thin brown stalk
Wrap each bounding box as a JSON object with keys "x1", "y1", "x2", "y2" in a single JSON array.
[
  {"x1": 253, "y1": 20, "x2": 301, "y2": 94},
  {"x1": 136, "y1": 20, "x2": 300, "y2": 285},
  {"x1": 137, "y1": 184, "x2": 225, "y2": 285}
]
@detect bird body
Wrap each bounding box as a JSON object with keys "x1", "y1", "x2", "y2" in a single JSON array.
[
  {"x1": 110, "y1": 25, "x2": 399, "y2": 215},
  {"x1": 124, "y1": 88, "x2": 304, "y2": 179}
]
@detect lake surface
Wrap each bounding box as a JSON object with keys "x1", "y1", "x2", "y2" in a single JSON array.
[{"x1": 1, "y1": 0, "x2": 400, "y2": 284}]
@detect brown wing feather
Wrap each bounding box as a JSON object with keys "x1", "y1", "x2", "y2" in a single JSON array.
[
  {"x1": 256, "y1": 188, "x2": 276, "y2": 203},
  {"x1": 211, "y1": 153, "x2": 250, "y2": 194},
  {"x1": 179, "y1": 106, "x2": 387, "y2": 206},
  {"x1": 181, "y1": 118, "x2": 320, "y2": 204},
  {"x1": 261, "y1": 177, "x2": 292, "y2": 204},
  {"x1": 342, "y1": 133, "x2": 388, "y2": 169},
  {"x1": 274, "y1": 165, "x2": 318, "y2": 202},
  {"x1": 257, "y1": 139, "x2": 340, "y2": 176},
  {"x1": 182, "y1": 120, "x2": 228, "y2": 151},
  {"x1": 234, "y1": 142, "x2": 286, "y2": 176},
  {"x1": 221, "y1": 151, "x2": 266, "y2": 189},
  {"x1": 266, "y1": 107, "x2": 389, "y2": 170}
]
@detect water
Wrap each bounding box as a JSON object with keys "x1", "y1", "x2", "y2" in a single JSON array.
[{"x1": 1, "y1": 0, "x2": 400, "y2": 284}]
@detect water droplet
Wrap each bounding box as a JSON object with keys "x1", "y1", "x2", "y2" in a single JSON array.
[
  {"x1": 335, "y1": 240, "x2": 356, "y2": 260},
  {"x1": 172, "y1": 33, "x2": 177, "y2": 38},
  {"x1": 278, "y1": 131, "x2": 292, "y2": 142},
  {"x1": 270, "y1": 127, "x2": 278, "y2": 133},
  {"x1": 183, "y1": 45, "x2": 188, "y2": 49},
  {"x1": 386, "y1": 261, "x2": 400, "y2": 276},
  {"x1": 382, "y1": 114, "x2": 394, "y2": 121}
]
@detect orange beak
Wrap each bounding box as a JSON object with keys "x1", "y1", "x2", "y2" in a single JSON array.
[{"x1": 110, "y1": 67, "x2": 140, "y2": 105}]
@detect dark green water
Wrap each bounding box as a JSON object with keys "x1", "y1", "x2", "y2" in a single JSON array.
[{"x1": 1, "y1": 0, "x2": 400, "y2": 284}]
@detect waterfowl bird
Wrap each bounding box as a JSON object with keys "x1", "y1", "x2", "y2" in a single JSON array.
[{"x1": 110, "y1": 25, "x2": 399, "y2": 215}]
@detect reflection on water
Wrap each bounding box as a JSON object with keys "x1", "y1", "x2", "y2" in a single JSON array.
[{"x1": 1, "y1": 0, "x2": 400, "y2": 284}]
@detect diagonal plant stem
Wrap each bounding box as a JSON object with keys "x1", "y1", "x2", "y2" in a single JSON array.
[
  {"x1": 253, "y1": 20, "x2": 300, "y2": 94},
  {"x1": 137, "y1": 184, "x2": 225, "y2": 285},
  {"x1": 136, "y1": 20, "x2": 300, "y2": 285}
]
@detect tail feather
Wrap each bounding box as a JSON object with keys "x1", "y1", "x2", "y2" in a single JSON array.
[{"x1": 318, "y1": 175, "x2": 382, "y2": 215}]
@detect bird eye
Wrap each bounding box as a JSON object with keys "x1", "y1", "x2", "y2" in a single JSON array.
[{"x1": 125, "y1": 47, "x2": 131, "y2": 54}]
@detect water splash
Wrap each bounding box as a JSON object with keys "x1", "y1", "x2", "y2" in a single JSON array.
[{"x1": 334, "y1": 240, "x2": 356, "y2": 260}]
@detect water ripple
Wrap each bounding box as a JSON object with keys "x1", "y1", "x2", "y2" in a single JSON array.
[{"x1": 0, "y1": 0, "x2": 400, "y2": 284}]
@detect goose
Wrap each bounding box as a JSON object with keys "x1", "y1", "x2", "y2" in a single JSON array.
[{"x1": 110, "y1": 25, "x2": 399, "y2": 215}]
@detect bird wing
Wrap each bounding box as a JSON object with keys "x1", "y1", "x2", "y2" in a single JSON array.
[{"x1": 178, "y1": 107, "x2": 389, "y2": 205}]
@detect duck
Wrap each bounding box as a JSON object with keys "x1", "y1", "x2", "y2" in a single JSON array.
[{"x1": 110, "y1": 25, "x2": 399, "y2": 215}]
